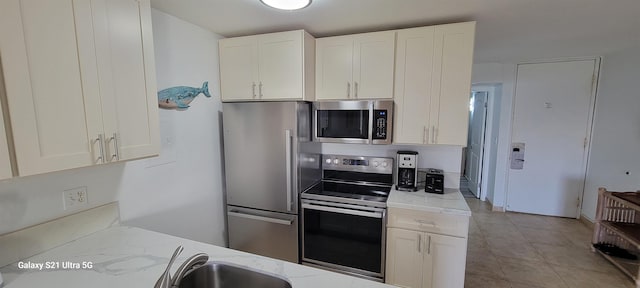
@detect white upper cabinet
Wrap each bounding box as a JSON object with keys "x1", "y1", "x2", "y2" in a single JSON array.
[
  {"x1": 93, "y1": 0, "x2": 160, "y2": 162},
  {"x1": 219, "y1": 30, "x2": 315, "y2": 101},
  {"x1": 0, "y1": 0, "x2": 159, "y2": 177},
  {"x1": 394, "y1": 22, "x2": 475, "y2": 146},
  {"x1": 316, "y1": 31, "x2": 395, "y2": 100},
  {"x1": 0, "y1": 0, "x2": 103, "y2": 176},
  {"x1": 219, "y1": 36, "x2": 259, "y2": 101}
]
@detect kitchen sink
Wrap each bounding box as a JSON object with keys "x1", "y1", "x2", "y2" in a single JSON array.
[{"x1": 177, "y1": 261, "x2": 292, "y2": 288}]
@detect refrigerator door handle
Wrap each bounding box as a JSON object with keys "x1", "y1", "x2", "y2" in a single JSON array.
[
  {"x1": 228, "y1": 211, "x2": 293, "y2": 226},
  {"x1": 285, "y1": 129, "x2": 293, "y2": 212}
]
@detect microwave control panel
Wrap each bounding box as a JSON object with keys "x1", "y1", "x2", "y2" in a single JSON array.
[{"x1": 373, "y1": 110, "x2": 388, "y2": 139}]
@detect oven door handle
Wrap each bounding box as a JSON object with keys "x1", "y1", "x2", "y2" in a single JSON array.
[{"x1": 302, "y1": 203, "x2": 383, "y2": 218}]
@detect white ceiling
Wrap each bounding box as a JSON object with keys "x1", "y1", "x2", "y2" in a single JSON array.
[{"x1": 150, "y1": 0, "x2": 640, "y2": 63}]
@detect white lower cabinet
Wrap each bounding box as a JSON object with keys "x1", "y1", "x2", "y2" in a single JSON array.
[{"x1": 386, "y1": 208, "x2": 468, "y2": 288}]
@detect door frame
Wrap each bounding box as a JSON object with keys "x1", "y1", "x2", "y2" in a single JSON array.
[
  {"x1": 505, "y1": 57, "x2": 601, "y2": 218},
  {"x1": 469, "y1": 84, "x2": 501, "y2": 202},
  {"x1": 465, "y1": 91, "x2": 489, "y2": 199}
]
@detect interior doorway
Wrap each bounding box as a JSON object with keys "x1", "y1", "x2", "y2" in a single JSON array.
[{"x1": 464, "y1": 91, "x2": 488, "y2": 199}]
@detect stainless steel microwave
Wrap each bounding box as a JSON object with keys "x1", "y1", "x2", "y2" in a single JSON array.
[{"x1": 313, "y1": 100, "x2": 393, "y2": 145}]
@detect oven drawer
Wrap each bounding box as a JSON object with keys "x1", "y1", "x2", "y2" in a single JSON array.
[{"x1": 387, "y1": 207, "x2": 469, "y2": 238}]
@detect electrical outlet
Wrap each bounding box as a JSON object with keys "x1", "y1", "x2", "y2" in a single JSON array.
[{"x1": 63, "y1": 187, "x2": 88, "y2": 210}]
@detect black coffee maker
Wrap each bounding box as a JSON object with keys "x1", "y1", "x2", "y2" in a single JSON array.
[{"x1": 396, "y1": 151, "x2": 418, "y2": 191}]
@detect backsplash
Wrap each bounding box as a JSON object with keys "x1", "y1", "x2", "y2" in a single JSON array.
[{"x1": 320, "y1": 143, "x2": 463, "y2": 188}]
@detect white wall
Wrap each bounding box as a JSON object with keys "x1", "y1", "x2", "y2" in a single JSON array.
[
  {"x1": 471, "y1": 63, "x2": 516, "y2": 209},
  {"x1": 117, "y1": 10, "x2": 226, "y2": 245},
  {"x1": 582, "y1": 47, "x2": 640, "y2": 221},
  {"x1": 321, "y1": 143, "x2": 463, "y2": 188},
  {"x1": 0, "y1": 165, "x2": 122, "y2": 235},
  {"x1": 0, "y1": 10, "x2": 227, "y2": 246}
]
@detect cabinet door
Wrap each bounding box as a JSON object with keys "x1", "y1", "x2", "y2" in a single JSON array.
[
  {"x1": 315, "y1": 35, "x2": 353, "y2": 100},
  {"x1": 220, "y1": 36, "x2": 259, "y2": 101},
  {"x1": 353, "y1": 31, "x2": 395, "y2": 99},
  {"x1": 423, "y1": 233, "x2": 467, "y2": 288},
  {"x1": 386, "y1": 228, "x2": 424, "y2": 288},
  {"x1": 258, "y1": 31, "x2": 303, "y2": 100},
  {"x1": 94, "y1": 0, "x2": 160, "y2": 162},
  {"x1": 393, "y1": 27, "x2": 435, "y2": 144},
  {"x1": 0, "y1": 0, "x2": 104, "y2": 176},
  {"x1": 430, "y1": 22, "x2": 475, "y2": 146}
]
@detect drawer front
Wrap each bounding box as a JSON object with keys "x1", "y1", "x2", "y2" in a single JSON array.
[{"x1": 387, "y1": 207, "x2": 469, "y2": 238}]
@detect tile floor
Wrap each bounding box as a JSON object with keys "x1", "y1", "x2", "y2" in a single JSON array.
[{"x1": 464, "y1": 198, "x2": 636, "y2": 288}]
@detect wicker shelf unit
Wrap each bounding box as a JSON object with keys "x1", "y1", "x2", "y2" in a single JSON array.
[{"x1": 593, "y1": 187, "x2": 640, "y2": 288}]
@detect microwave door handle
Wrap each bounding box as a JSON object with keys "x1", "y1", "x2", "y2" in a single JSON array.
[{"x1": 368, "y1": 102, "x2": 374, "y2": 144}]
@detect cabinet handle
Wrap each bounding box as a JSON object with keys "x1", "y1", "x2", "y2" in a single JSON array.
[
  {"x1": 95, "y1": 134, "x2": 105, "y2": 164},
  {"x1": 417, "y1": 233, "x2": 421, "y2": 252},
  {"x1": 415, "y1": 219, "x2": 437, "y2": 227},
  {"x1": 252, "y1": 82, "x2": 256, "y2": 98},
  {"x1": 427, "y1": 235, "x2": 432, "y2": 254},
  {"x1": 259, "y1": 82, "x2": 263, "y2": 98},
  {"x1": 423, "y1": 126, "x2": 428, "y2": 144},
  {"x1": 109, "y1": 133, "x2": 120, "y2": 161},
  {"x1": 431, "y1": 126, "x2": 436, "y2": 144},
  {"x1": 354, "y1": 82, "x2": 358, "y2": 98},
  {"x1": 434, "y1": 127, "x2": 438, "y2": 143},
  {"x1": 347, "y1": 82, "x2": 351, "y2": 98}
]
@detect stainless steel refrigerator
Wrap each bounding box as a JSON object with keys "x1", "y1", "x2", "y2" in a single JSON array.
[{"x1": 222, "y1": 101, "x2": 320, "y2": 263}]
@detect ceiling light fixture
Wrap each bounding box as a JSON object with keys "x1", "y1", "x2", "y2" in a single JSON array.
[{"x1": 260, "y1": 0, "x2": 311, "y2": 10}]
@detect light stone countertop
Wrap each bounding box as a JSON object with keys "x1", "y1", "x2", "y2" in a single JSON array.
[
  {"x1": 0, "y1": 226, "x2": 396, "y2": 288},
  {"x1": 387, "y1": 188, "x2": 472, "y2": 216}
]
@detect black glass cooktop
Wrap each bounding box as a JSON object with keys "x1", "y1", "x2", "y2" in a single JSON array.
[{"x1": 303, "y1": 180, "x2": 391, "y2": 203}]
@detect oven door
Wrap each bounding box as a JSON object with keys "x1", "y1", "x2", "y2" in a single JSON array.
[
  {"x1": 301, "y1": 199, "x2": 386, "y2": 280},
  {"x1": 313, "y1": 101, "x2": 372, "y2": 144}
]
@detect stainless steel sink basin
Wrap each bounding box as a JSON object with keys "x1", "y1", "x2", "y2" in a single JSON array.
[{"x1": 178, "y1": 261, "x2": 292, "y2": 288}]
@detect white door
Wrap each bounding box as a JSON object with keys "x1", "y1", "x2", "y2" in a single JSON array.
[
  {"x1": 393, "y1": 26, "x2": 435, "y2": 145},
  {"x1": 315, "y1": 35, "x2": 353, "y2": 100},
  {"x1": 507, "y1": 60, "x2": 597, "y2": 217},
  {"x1": 0, "y1": 79, "x2": 12, "y2": 180},
  {"x1": 219, "y1": 36, "x2": 258, "y2": 101},
  {"x1": 0, "y1": 0, "x2": 104, "y2": 176},
  {"x1": 95, "y1": 0, "x2": 160, "y2": 162},
  {"x1": 465, "y1": 91, "x2": 488, "y2": 198},
  {"x1": 423, "y1": 233, "x2": 467, "y2": 288},
  {"x1": 385, "y1": 228, "x2": 424, "y2": 288},
  {"x1": 352, "y1": 31, "x2": 395, "y2": 99},
  {"x1": 430, "y1": 22, "x2": 475, "y2": 145},
  {"x1": 258, "y1": 31, "x2": 303, "y2": 100}
]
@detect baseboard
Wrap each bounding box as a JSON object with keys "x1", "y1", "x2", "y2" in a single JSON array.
[
  {"x1": 485, "y1": 197, "x2": 506, "y2": 212},
  {"x1": 579, "y1": 213, "x2": 595, "y2": 230},
  {"x1": 0, "y1": 202, "x2": 119, "y2": 268}
]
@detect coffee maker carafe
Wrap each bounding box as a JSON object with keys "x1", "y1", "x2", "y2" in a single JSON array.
[{"x1": 396, "y1": 151, "x2": 418, "y2": 191}]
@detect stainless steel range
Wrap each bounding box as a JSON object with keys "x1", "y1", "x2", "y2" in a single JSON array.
[{"x1": 300, "y1": 154, "x2": 393, "y2": 282}]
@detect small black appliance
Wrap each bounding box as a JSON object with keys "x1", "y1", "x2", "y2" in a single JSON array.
[{"x1": 425, "y1": 168, "x2": 444, "y2": 194}]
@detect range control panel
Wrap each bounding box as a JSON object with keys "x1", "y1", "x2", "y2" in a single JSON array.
[{"x1": 322, "y1": 154, "x2": 393, "y2": 174}]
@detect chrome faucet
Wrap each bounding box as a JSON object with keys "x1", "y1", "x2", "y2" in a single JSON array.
[
  {"x1": 170, "y1": 253, "x2": 209, "y2": 288},
  {"x1": 154, "y1": 246, "x2": 209, "y2": 288}
]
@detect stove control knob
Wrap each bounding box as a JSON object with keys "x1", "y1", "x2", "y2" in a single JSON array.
[
  {"x1": 373, "y1": 161, "x2": 379, "y2": 167},
  {"x1": 325, "y1": 158, "x2": 332, "y2": 164},
  {"x1": 333, "y1": 158, "x2": 340, "y2": 165},
  {"x1": 382, "y1": 161, "x2": 388, "y2": 168}
]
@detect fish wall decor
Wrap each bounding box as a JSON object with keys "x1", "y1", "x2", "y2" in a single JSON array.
[{"x1": 158, "y1": 81, "x2": 211, "y2": 110}]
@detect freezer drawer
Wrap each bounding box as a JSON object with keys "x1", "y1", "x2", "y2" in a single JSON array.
[{"x1": 227, "y1": 206, "x2": 298, "y2": 263}]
